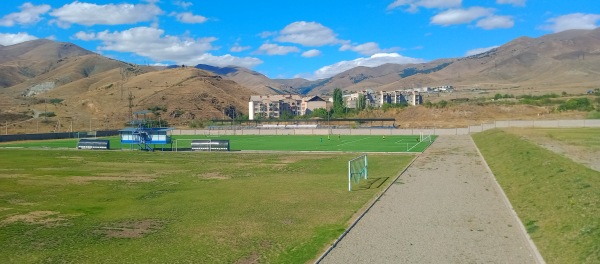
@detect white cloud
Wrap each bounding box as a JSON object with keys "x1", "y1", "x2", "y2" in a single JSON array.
[
  {"x1": 73, "y1": 26, "x2": 262, "y2": 68},
  {"x1": 75, "y1": 27, "x2": 215, "y2": 60},
  {"x1": 185, "y1": 53, "x2": 262, "y2": 68},
  {"x1": 174, "y1": 1, "x2": 193, "y2": 9},
  {"x1": 0, "y1": 32, "x2": 38, "y2": 45},
  {"x1": 314, "y1": 53, "x2": 425, "y2": 79},
  {"x1": 0, "y1": 3, "x2": 51, "y2": 27},
  {"x1": 50, "y1": 2, "x2": 163, "y2": 26},
  {"x1": 465, "y1": 45, "x2": 499, "y2": 56},
  {"x1": 340, "y1": 42, "x2": 399, "y2": 56},
  {"x1": 276, "y1": 21, "x2": 343, "y2": 46},
  {"x1": 496, "y1": 0, "x2": 526, "y2": 7},
  {"x1": 541, "y1": 13, "x2": 600, "y2": 33},
  {"x1": 302, "y1": 49, "x2": 321, "y2": 58},
  {"x1": 230, "y1": 43, "x2": 251, "y2": 52},
  {"x1": 387, "y1": 0, "x2": 462, "y2": 12},
  {"x1": 74, "y1": 31, "x2": 96, "y2": 41},
  {"x1": 431, "y1": 7, "x2": 494, "y2": 26},
  {"x1": 258, "y1": 31, "x2": 277, "y2": 38},
  {"x1": 174, "y1": 12, "x2": 207, "y2": 24},
  {"x1": 256, "y1": 43, "x2": 300, "y2": 55},
  {"x1": 476, "y1": 15, "x2": 514, "y2": 29}
]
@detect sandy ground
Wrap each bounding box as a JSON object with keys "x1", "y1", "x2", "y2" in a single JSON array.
[{"x1": 320, "y1": 135, "x2": 543, "y2": 264}]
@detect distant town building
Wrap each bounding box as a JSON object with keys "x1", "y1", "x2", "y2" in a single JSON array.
[
  {"x1": 345, "y1": 89, "x2": 423, "y2": 108},
  {"x1": 248, "y1": 95, "x2": 328, "y2": 120},
  {"x1": 247, "y1": 85, "x2": 451, "y2": 119},
  {"x1": 300, "y1": 96, "x2": 327, "y2": 115},
  {"x1": 379, "y1": 90, "x2": 423, "y2": 106},
  {"x1": 248, "y1": 95, "x2": 300, "y2": 120}
]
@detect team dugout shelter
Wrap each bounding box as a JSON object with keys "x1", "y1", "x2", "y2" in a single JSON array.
[{"x1": 119, "y1": 127, "x2": 173, "y2": 151}]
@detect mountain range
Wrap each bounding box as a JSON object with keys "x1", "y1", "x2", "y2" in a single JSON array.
[
  {"x1": 1, "y1": 28, "x2": 599, "y2": 128},
  {"x1": 200, "y1": 27, "x2": 600, "y2": 96}
]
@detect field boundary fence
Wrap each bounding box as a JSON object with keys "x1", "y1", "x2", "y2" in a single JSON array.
[
  {"x1": 1, "y1": 119, "x2": 599, "y2": 142},
  {"x1": 172, "y1": 119, "x2": 600, "y2": 136},
  {"x1": 0, "y1": 130, "x2": 119, "y2": 143}
]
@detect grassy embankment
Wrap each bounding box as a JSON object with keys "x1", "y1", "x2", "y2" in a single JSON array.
[
  {"x1": 0, "y1": 149, "x2": 412, "y2": 263},
  {"x1": 473, "y1": 129, "x2": 599, "y2": 263}
]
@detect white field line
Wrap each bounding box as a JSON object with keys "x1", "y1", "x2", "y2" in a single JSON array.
[
  {"x1": 335, "y1": 137, "x2": 370, "y2": 147},
  {"x1": 407, "y1": 139, "x2": 428, "y2": 152},
  {"x1": 393, "y1": 138, "x2": 419, "y2": 144}
]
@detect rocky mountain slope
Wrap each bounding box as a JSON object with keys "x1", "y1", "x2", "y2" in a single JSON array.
[
  {"x1": 0, "y1": 41, "x2": 254, "y2": 130},
  {"x1": 201, "y1": 28, "x2": 600, "y2": 96},
  {"x1": 1, "y1": 28, "x2": 600, "y2": 132}
]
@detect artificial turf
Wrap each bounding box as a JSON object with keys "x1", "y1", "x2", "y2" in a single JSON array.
[{"x1": 1, "y1": 134, "x2": 436, "y2": 153}]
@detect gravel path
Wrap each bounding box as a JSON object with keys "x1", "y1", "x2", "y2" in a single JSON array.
[{"x1": 319, "y1": 135, "x2": 543, "y2": 264}]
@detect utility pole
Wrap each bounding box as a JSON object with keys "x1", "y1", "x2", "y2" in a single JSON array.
[
  {"x1": 44, "y1": 98, "x2": 48, "y2": 122},
  {"x1": 128, "y1": 91, "x2": 135, "y2": 124}
]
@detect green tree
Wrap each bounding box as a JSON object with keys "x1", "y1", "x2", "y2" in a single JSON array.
[
  {"x1": 357, "y1": 93, "x2": 366, "y2": 110},
  {"x1": 310, "y1": 108, "x2": 328, "y2": 119},
  {"x1": 333, "y1": 88, "x2": 345, "y2": 114},
  {"x1": 280, "y1": 110, "x2": 294, "y2": 120}
]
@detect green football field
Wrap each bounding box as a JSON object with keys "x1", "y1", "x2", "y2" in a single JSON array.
[
  {"x1": 1, "y1": 134, "x2": 436, "y2": 153},
  {"x1": 174, "y1": 134, "x2": 435, "y2": 152}
]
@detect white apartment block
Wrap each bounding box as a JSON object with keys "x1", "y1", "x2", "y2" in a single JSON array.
[
  {"x1": 345, "y1": 89, "x2": 423, "y2": 108},
  {"x1": 379, "y1": 90, "x2": 423, "y2": 106},
  {"x1": 248, "y1": 95, "x2": 327, "y2": 120}
]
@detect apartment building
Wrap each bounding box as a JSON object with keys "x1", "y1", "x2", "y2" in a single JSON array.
[
  {"x1": 248, "y1": 95, "x2": 327, "y2": 120},
  {"x1": 345, "y1": 89, "x2": 423, "y2": 108}
]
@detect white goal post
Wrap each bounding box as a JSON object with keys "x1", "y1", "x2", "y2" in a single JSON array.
[
  {"x1": 174, "y1": 139, "x2": 194, "y2": 152},
  {"x1": 348, "y1": 154, "x2": 368, "y2": 191},
  {"x1": 419, "y1": 132, "x2": 432, "y2": 143}
]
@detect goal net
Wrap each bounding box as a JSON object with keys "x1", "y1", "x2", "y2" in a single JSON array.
[
  {"x1": 348, "y1": 154, "x2": 368, "y2": 191},
  {"x1": 419, "y1": 132, "x2": 432, "y2": 143}
]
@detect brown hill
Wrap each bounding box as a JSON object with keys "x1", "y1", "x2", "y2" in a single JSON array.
[
  {"x1": 195, "y1": 64, "x2": 296, "y2": 94},
  {"x1": 0, "y1": 41, "x2": 254, "y2": 132},
  {"x1": 11, "y1": 67, "x2": 253, "y2": 131},
  {"x1": 294, "y1": 28, "x2": 600, "y2": 95},
  {"x1": 0, "y1": 39, "x2": 94, "y2": 88}
]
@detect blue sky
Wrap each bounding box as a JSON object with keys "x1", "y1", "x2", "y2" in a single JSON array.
[{"x1": 1, "y1": 0, "x2": 600, "y2": 80}]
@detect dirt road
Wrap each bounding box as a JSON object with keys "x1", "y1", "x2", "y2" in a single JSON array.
[{"x1": 319, "y1": 135, "x2": 543, "y2": 264}]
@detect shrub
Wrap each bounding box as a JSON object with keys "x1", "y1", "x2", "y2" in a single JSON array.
[
  {"x1": 558, "y1": 98, "x2": 594, "y2": 111},
  {"x1": 189, "y1": 120, "x2": 205, "y2": 128},
  {"x1": 424, "y1": 100, "x2": 448, "y2": 108},
  {"x1": 39, "y1": 112, "x2": 56, "y2": 117},
  {"x1": 49, "y1": 98, "x2": 64, "y2": 104},
  {"x1": 586, "y1": 111, "x2": 600, "y2": 119}
]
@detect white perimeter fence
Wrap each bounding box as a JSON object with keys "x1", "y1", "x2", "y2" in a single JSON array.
[{"x1": 171, "y1": 119, "x2": 600, "y2": 136}]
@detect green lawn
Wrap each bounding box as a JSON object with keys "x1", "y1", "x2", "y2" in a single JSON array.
[
  {"x1": 0, "y1": 149, "x2": 413, "y2": 263},
  {"x1": 504, "y1": 127, "x2": 600, "y2": 150},
  {"x1": 0, "y1": 134, "x2": 436, "y2": 153},
  {"x1": 473, "y1": 129, "x2": 600, "y2": 264}
]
